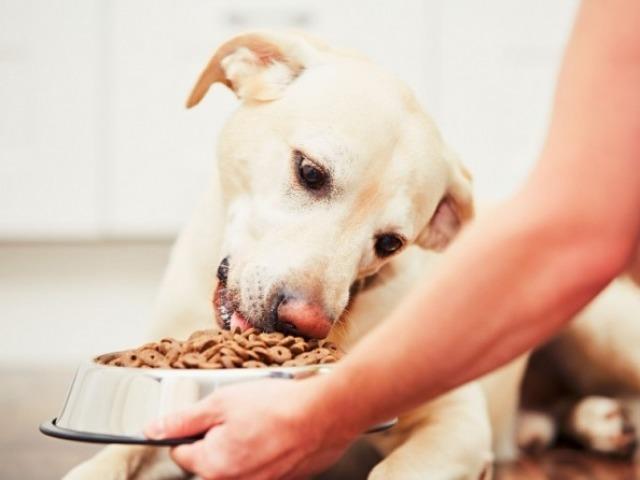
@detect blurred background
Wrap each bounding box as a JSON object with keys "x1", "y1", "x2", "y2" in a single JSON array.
[{"x1": 0, "y1": 0, "x2": 579, "y2": 477}]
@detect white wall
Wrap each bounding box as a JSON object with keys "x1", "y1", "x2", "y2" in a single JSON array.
[
  {"x1": 0, "y1": 0, "x2": 579, "y2": 238},
  {"x1": 438, "y1": 1, "x2": 578, "y2": 201},
  {"x1": 0, "y1": 0, "x2": 579, "y2": 367}
]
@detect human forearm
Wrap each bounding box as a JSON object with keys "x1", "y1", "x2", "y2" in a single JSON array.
[{"x1": 311, "y1": 191, "x2": 628, "y2": 434}]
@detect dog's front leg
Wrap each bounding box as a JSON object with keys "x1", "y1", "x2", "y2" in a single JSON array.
[
  {"x1": 557, "y1": 278, "x2": 640, "y2": 391},
  {"x1": 479, "y1": 353, "x2": 530, "y2": 461},
  {"x1": 63, "y1": 445, "x2": 185, "y2": 480},
  {"x1": 368, "y1": 383, "x2": 493, "y2": 480}
]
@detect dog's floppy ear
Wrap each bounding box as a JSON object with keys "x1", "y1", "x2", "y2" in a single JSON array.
[
  {"x1": 416, "y1": 146, "x2": 474, "y2": 251},
  {"x1": 186, "y1": 31, "x2": 319, "y2": 107}
]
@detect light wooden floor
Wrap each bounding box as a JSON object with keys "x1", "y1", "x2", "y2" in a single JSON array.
[{"x1": 3, "y1": 368, "x2": 638, "y2": 479}]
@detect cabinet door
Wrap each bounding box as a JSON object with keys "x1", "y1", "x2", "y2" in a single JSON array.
[
  {"x1": 106, "y1": 0, "x2": 437, "y2": 237},
  {"x1": 108, "y1": 0, "x2": 274, "y2": 237},
  {"x1": 438, "y1": 0, "x2": 579, "y2": 201},
  {"x1": 0, "y1": 0, "x2": 102, "y2": 238}
]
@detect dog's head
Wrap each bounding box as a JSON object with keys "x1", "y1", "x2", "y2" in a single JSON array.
[{"x1": 188, "y1": 31, "x2": 473, "y2": 339}]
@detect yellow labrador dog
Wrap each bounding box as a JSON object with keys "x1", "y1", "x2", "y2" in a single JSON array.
[{"x1": 65, "y1": 31, "x2": 640, "y2": 479}]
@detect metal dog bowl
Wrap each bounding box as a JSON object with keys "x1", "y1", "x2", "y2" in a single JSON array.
[{"x1": 41, "y1": 360, "x2": 396, "y2": 445}]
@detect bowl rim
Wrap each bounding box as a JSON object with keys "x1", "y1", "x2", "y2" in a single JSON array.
[
  {"x1": 84, "y1": 359, "x2": 332, "y2": 378},
  {"x1": 40, "y1": 418, "x2": 204, "y2": 445}
]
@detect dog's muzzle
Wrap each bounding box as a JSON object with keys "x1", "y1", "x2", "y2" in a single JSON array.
[{"x1": 213, "y1": 257, "x2": 333, "y2": 339}]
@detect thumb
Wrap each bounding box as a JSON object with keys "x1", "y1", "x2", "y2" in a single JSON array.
[{"x1": 145, "y1": 396, "x2": 223, "y2": 440}]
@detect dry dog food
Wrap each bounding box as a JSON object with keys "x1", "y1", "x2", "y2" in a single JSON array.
[{"x1": 95, "y1": 328, "x2": 343, "y2": 369}]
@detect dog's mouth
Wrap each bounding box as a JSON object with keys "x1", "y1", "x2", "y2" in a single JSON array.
[
  {"x1": 213, "y1": 255, "x2": 379, "y2": 334},
  {"x1": 213, "y1": 278, "x2": 253, "y2": 332},
  {"x1": 213, "y1": 256, "x2": 252, "y2": 332}
]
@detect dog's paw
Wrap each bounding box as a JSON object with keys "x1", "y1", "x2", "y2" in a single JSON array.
[
  {"x1": 516, "y1": 410, "x2": 556, "y2": 453},
  {"x1": 568, "y1": 396, "x2": 637, "y2": 456}
]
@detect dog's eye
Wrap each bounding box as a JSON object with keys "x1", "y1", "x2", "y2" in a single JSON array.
[
  {"x1": 374, "y1": 234, "x2": 404, "y2": 257},
  {"x1": 295, "y1": 151, "x2": 327, "y2": 191}
]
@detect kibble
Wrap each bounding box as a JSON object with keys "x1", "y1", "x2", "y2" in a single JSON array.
[{"x1": 95, "y1": 328, "x2": 344, "y2": 369}]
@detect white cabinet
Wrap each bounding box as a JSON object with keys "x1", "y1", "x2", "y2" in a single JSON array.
[
  {"x1": 438, "y1": 0, "x2": 579, "y2": 201},
  {"x1": 0, "y1": 0, "x2": 580, "y2": 239},
  {"x1": 0, "y1": 0, "x2": 103, "y2": 238},
  {"x1": 106, "y1": 0, "x2": 235, "y2": 236}
]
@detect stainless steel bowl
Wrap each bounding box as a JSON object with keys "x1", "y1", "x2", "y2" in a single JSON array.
[{"x1": 41, "y1": 360, "x2": 396, "y2": 445}]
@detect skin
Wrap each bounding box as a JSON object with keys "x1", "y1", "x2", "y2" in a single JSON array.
[{"x1": 145, "y1": 1, "x2": 640, "y2": 478}]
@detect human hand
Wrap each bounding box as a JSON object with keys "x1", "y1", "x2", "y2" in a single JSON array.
[{"x1": 145, "y1": 378, "x2": 357, "y2": 480}]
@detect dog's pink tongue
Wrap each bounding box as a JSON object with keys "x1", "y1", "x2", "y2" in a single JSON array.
[{"x1": 230, "y1": 311, "x2": 252, "y2": 332}]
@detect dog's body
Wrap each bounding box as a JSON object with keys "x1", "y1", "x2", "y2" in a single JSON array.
[{"x1": 65, "y1": 31, "x2": 640, "y2": 479}]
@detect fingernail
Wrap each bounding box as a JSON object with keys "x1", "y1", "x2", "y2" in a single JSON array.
[{"x1": 145, "y1": 419, "x2": 165, "y2": 439}]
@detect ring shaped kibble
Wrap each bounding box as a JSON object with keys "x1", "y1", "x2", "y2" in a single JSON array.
[{"x1": 95, "y1": 328, "x2": 344, "y2": 369}]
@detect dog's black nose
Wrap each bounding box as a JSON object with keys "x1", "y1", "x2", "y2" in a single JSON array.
[
  {"x1": 217, "y1": 256, "x2": 230, "y2": 283},
  {"x1": 269, "y1": 295, "x2": 300, "y2": 336},
  {"x1": 269, "y1": 295, "x2": 290, "y2": 332}
]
